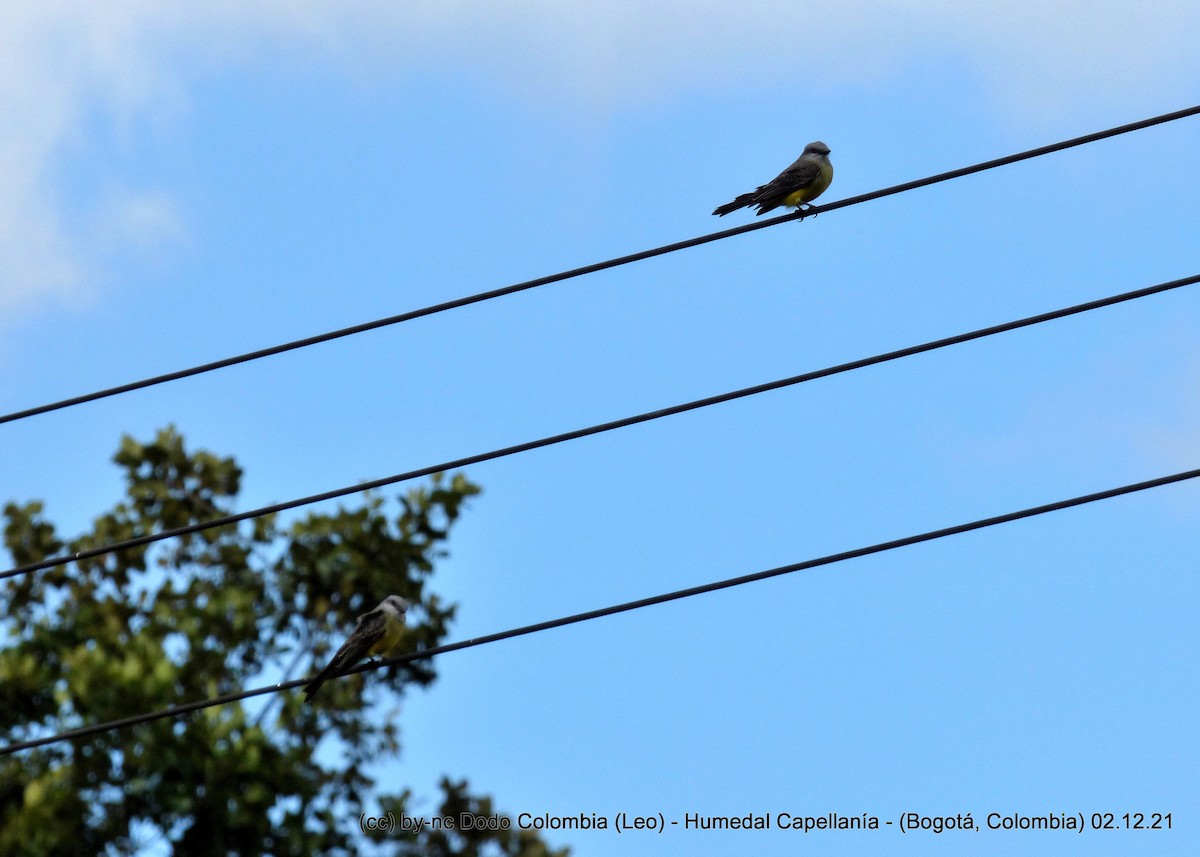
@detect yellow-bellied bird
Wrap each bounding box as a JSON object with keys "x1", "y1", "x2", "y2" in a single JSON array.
[
  {"x1": 713, "y1": 141, "x2": 833, "y2": 217},
  {"x1": 303, "y1": 595, "x2": 408, "y2": 702}
]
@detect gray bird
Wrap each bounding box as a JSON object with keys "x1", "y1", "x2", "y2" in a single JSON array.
[
  {"x1": 303, "y1": 595, "x2": 408, "y2": 702},
  {"x1": 713, "y1": 141, "x2": 833, "y2": 216}
]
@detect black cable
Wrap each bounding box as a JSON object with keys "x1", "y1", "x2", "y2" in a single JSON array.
[
  {"x1": 3, "y1": 104, "x2": 1197, "y2": 428},
  {"x1": 3, "y1": 463, "x2": 1196, "y2": 756},
  {"x1": 2, "y1": 271, "x2": 1197, "y2": 583}
]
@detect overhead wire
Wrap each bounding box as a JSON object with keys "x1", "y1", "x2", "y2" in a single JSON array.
[
  {"x1": 2, "y1": 104, "x2": 1197, "y2": 428},
  {"x1": 4, "y1": 109, "x2": 1199, "y2": 757},
  {"x1": 2, "y1": 271, "x2": 1197, "y2": 583},
  {"x1": 3, "y1": 462, "x2": 1196, "y2": 756}
]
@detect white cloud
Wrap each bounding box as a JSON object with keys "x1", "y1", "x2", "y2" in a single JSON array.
[
  {"x1": 0, "y1": 153, "x2": 80, "y2": 316},
  {"x1": 309, "y1": 1, "x2": 1200, "y2": 112},
  {"x1": 90, "y1": 188, "x2": 185, "y2": 256},
  {"x1": 916, "y1": 1, "x2": 1200, "y2": 113},
  {"x1": 0, "y1": 3, "x2": 181, "y2": 317},
  {"x1": 1, "y1": 1, "x2": 1197, "y2": 320}
]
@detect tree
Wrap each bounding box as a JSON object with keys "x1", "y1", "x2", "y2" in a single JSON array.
[{"x1": 0, "y1": 427, "x2": 568, "y2": 857}]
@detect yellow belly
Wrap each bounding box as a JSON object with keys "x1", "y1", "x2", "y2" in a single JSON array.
[
  {"x1": 784, "y1": 162, "x2": 833, "y2": 207},
  {"x1": 367, "y1": 616, "x2": 404, "y2": 657}
]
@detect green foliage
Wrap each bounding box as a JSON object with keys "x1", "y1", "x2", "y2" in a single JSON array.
[
  {"x1": 0, "y1": 427, "x2": 566, "y2": 857},
  {"x1": 374, "y1": 779, "x2": 569, "y2": 857}
]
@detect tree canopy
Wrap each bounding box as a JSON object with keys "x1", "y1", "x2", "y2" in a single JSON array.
[{"x1": 0, "y1": 426, "x2": 568, "y2": 857}]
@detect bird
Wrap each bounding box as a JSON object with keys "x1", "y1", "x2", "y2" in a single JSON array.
[
  {"x1": 713, "y1": 141, "x2": 833, "y2": 217},
  {"x1": 303, "y1": 595, "x2": 408, "y2": 702}
]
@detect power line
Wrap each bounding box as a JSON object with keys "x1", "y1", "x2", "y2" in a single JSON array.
[
  {"x1": 2, "y1": 271, "x2": 1197, "y2": 584},
  {"x1": 3, "y1": 104, "x2": 1197, "y2": 428},
  {"x1": 4, "y1": 463, "x2": 1196, "y2": 757}
]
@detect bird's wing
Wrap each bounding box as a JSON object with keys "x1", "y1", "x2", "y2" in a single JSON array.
[
  {"x1": 303, "y1": 607, "x2": 392, "y2": 701},
  {"x1": 759, "y1": 157, "x2": 823, "y2": 200},
  {"x1": 324, "y1": 609, "x2": 389, "y2": 675}
]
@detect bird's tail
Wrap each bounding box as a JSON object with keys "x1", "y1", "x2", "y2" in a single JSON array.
[
  {"x1": 302, "y1": 669, "x2": 332, "y2": 703},
  {"x1": 712, "y1": 192, "x2": 756, "y2": 217}
]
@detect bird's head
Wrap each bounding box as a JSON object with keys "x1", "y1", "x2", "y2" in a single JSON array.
[
  {"x1": 380, "y1": 595, "x2": 409, "y2": 618},
  {"x1": 805, "y1": 141, "x2": 831, "y2": 157}
]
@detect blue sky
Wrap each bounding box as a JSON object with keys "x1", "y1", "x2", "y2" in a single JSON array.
[{"x1": 2, "y1": 3, "x2": 1198, "y2": 854}]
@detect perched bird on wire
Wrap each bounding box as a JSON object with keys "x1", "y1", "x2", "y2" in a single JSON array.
[
  {"x1": 303, "y1": 595, "x2": 408, "y2": 702},
  {"x1": 713, "y1": 141, "x2": 833, "y2": 217}
]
